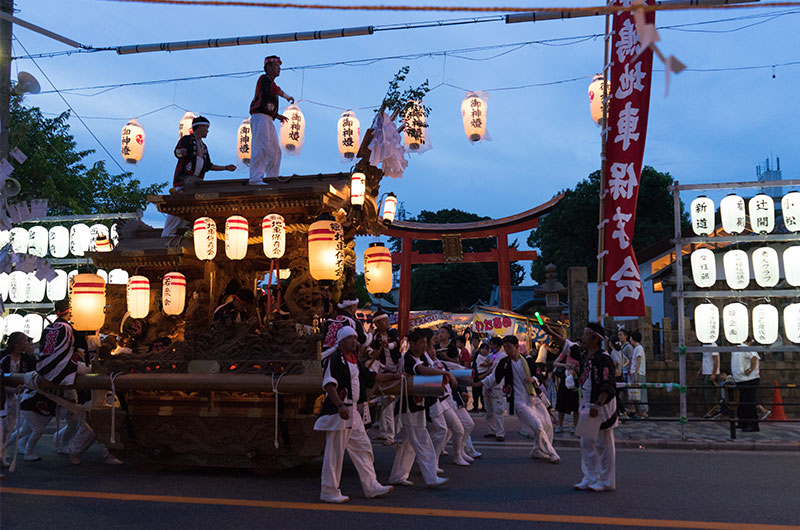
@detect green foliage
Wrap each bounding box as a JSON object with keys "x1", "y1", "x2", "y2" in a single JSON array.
[
  {"x1": 8, "y1": 96, "x2": 166, "y2": 215},
  {"x1": 354, "y1": 273, "x2": 372, "y2": 308},
  {"x1": 379, "y1": 66, "x2": 431, "y2": 141}
]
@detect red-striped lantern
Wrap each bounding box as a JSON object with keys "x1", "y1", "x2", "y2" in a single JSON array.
[
  {"x1": 308, "y1": 219, "x2": 344, "y2": 281},
  {"x1": 162, "y1": 272, "x2": 186, "y2": 315},
  {"x1": 364, "y1": 242, "x2": 392, "y2": 294},
  {"x1": 262, "y1": 214, "x2": 285, "y2": 259},
  {"x1": 225, "y1": 215, "x2": 249, "y2": 260},
  {"x1": 70, "y1": 273, "x2": 106, "y2": 331},
  {"x1": 127, "y1": 275, "x2": 150, "y2": 319},
  {"x1": 193, "y1": 217, "x2": 217, "y2": 261}
]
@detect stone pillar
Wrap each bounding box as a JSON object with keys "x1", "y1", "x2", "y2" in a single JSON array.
[
  {"x1": 568, "y1": 267, "x2": 589, "y2": 342},
  {"x1": 638, "y1": 305, "x2": 654, "y2": 365},
  {"x1": 662, "y1": 317, "x2": 674, "y2": 361}
]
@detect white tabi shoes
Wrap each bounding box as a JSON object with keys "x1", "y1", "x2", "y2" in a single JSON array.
[
  {"x1": 426, "y1": 477, "x2": 449, "y2": 489},
  {"x1": 321, "y1": 494, "x2": 351, "y2": 504},
  {"x1": 366, "y1": 485, "x2": 394, "y2": 499}
]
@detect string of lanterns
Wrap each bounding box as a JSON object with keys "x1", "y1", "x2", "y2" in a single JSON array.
[
  {"x1": 1, "y1": 223, "x2": 119, "y2": 258},
  {"x1": 0, "y1": 267, "x2": 129, "y2": 304}
]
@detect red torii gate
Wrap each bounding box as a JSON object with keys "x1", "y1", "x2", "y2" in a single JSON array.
[{"x1": 381, "y1": 194, "x2": 563, "y2": 335}]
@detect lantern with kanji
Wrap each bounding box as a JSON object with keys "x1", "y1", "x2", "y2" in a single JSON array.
[
  {"x1": 280, "y1": 104, "x2": 305, "y2": 154},
  {"x1": 23, "y1": 313, "x2": 43, "y2": 343},
  {"x1": 5, "y1": 313, "x2": 24, "y2": 335},
  {"x1": 694, "y1": 303, "x2": 719, "y2": 344},
  {"x1": 70, "y1": 223, "x2": 91, "y2": 257},
  {"x1": 350, "y1": 172, "x2": 365, "y2": 208},
  {"x1": 752, "y1": 247, "x2": 779, "y2": 288},
  {"x1": 722, "y1": 302, "x2": 748, "y2": 344},
  {"x1": 237, "y1": 118, "x2": 252, "y2": 166},
  {"x1": 28, "y1": 226, "x2": 48, "y2": 257},
  {"x1": 784, "y1": 246, "x2": 800, "y2": 286},
  {"x1": 70, "y1": 273, "x2": 106, "y2": 331},
  {"x1": 364, "y1": 242, "x2": 392, "y2": 294},
  {"x1": 49, "y1": 226, "x2": 69, "y2": 258},
  {"x1": 308, "y1": 218, "x2": 344, "y2": 281},
  {"x1": 723, "y1": 249, "x2": 749, "y2": 290},
  {"x1": 781, "y1": 191, "x2": 800, "y2": 232},
  {"x1": 127, "y1": 275, "x2": 150, "y2": 319},
  {"x1": 403, "y1": 100, "x2": 427, "y2": 151},
  {"x1": 588, "y1": 74, "x2": 607, "y2": 125},
  {"x1": 337, "y1": 110, "x2": 360, "y2": 159},
  {"x1": 720, "y1": 194, "x2": 746, "y2": 235},
  {"x1": 748, "y1": 193, "x2": 774, "y2": 234},
  {"x1": 690, "y1": 196, "x2": 715, "y2": 236},
  {"x1": 225, "y1": 216, "x2": 249, "y2": 260},
  {"x1": 10, "y1": 227, "x2": 28, "y2": 254},
  {"x1": 382, "y1": 193, "x2": 397, "y2": 224},
  {"x1": 162, "y1": 272, "x2": 186, "y2": 316},
  {"x1": 262, "y1": 214, "x2": 285, "y2": 259},
  {"x1": 690, "y1": 248, "x2": 716, "y2": 288},
  {"x1": 27, "y1": 272, "x2": 46, "y2": 303},
  {"x1": 752, "y1": 304, "x2": 778, "y2": 345},
  {"x1": 8, "y1": 271, "x2": 26, "y2": 303},
  {"x1": 121, "y1": 118, "x2": 145, "y2": 164},
  {"x1": 461, "y1": 92, "x2": 488, "y2": 142},
  {"x1": 193, "y1": 217, "x2": 217, "y2": 261},
  {"x1": 47, "y1": 269, "x2": 68, "y2": 301},
  {"x1": 784, "y1": 303, "x2": 800, "y2": 344},
  {"x1": 179, "y1": 111, "x2": 196, "y2": 138},
  {"x1": 108, "y1": 269, "x2": 129, "y2": 285}
]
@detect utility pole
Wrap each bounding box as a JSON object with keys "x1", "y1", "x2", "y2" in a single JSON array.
[{"x1": 0, "y1": 0, "x2": 12, "y2": 161}]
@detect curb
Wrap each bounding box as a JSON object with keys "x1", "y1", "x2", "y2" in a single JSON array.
[{"x1": 470, "y1": 438, "x2": 800, "y2": 452}]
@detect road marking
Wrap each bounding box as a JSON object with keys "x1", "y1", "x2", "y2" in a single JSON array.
[{"x1": 2, "y1": 487, "x2": 797, "y2": 529}]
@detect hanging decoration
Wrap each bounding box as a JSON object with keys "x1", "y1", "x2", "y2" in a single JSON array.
[
  {"x1": 111, "y1": 223, "x2": 120, "y2": 247},
  {"x1": 262, "y1": 214, "x2": 285, "y2": 259},
  {"x1": 690, "y1": 196, "x2": 714, "y2": 236},
  {"x1": 752, "y1": 304, "x2": 778, "y2": 345},
  {"x1": 722, "y1": 302, "x2": 748, "y2": 344},
  {"x1": 162, "y1": 272, "x2": 186, "y2": 316},
  {"x1": 784, "y1": 303, "x2": 800, "y2": 344},
  {"x1": 587, "y1": 74, "x2": 607, "y2": 126},
  {"x1": 364, "y1": 242, "x2": 393, "y2": 295},
  {"x1": 108, "y1": 269, "x2": 129, "y2": 285},
  {"x1": 5, "y1": 313, "x2": 24, "y2": 335},
  {"x1": 0, "y1": 272, "x2": 7, "y2": 301},
  {"x1": 784, "y1": 246, "x2": 800, "y2": 287},
  {"x1": 382, "y1": 193, "x2": 397, "y2": 224},
  {"x1": 23, "y1": 313, "x2": 44, "y2": 343},
  {"x1": 8, "y1": 270, "x2": 26, "y2": 303},
  {"x1": 720, "y1": 194, "x2": 746, "y2": 235},
  {"x1": 461, "y1": 91, "x2": 489, "y2": 143},
  {"x1": 95, "y1": 234, "x2": 112, "y2": 252},
  {"x1": 722, "y1": 249, "x2": 749, "y2": 290},
  {"x1": 751, "y1": 247, "x2": 779, "y2": 288},
  {"x1": 690, "y1": 248, "x2": 716, "y2": 288},
  {"x1": 337, "y1": 110, "x2": 360, "y2": 160},
  {"x1": 96, "y1": 269, "x2": 108, "y2": 283},
  {"x1": 368, "y1": 112, "x2": 407, "y2": 179},
  {"x1": 27, "y1": 226, "x2": 48, "y2": 257},
  {"x1": 403, "y1": 100, "x2": 430, "y2": 153},
  {"x1": 27, "y1": 272, "x2": 46, "y2": 303},
  {"x1": 10, "y1": 227, "x2": 28, "y2": 254},
  {"x1": 70, "y1": 273, "x2": 106, "y2": 331},
  {"x1": 193, "y1": 217, "x2": 217, "y2": 261},
  {"x1": 781, "y1": 191, "x2": 800, "y2": 232},
  {"x1": 225, "y1": 215, "x2": 249, "y2": 260},
  {"x1": 179, "y1": 111, "x2": 196, "y2": 138},
  {"x1": 350, "y1": 172, "x2": 365, "y2": 208},
  {"x1": 46, "y1": 269, "x2": 68, "y2": 301},
  {"x1": 90, "y1": 224, "x2": 111, "y2": 252},
  {"x1": 121, "y1": 118, "x2": 145, "y2": 164},
  {"x1": 70, "y1": 223, "x2": 91, "y2": 257},
  {"x1": 127, "y1": 275, "x2": 150, "y2": 319},
  {"x1": 308, "y1": 218, "x2": 344, "y2": 281},
  {"x1": 237, "y1": 117, "x2": 252, "y2": 166},
  {"x1": 48, "y1": 225, "x2": 69, "y2": 258},
  {"x1": 280, "y1": 104, "x2": 305, "y2": 155},
  {"x1": 694, "y1": 303, "x2": 719, "y2": 344},
  {"x1": 747, "y1": 193, "x2": 774, "y2": 234}
]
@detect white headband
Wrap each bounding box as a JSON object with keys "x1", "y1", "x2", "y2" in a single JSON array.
[
  {"x1": 337, "y1": 299, "x2": 359, "y2": 309},
  {"x1": 373, "y1": 313, "x2": 388, "y2": 323}
]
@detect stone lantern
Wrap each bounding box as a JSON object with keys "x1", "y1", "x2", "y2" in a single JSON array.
[{"x1": 534, "y1": 263, "x2": 567, "y2": 323}]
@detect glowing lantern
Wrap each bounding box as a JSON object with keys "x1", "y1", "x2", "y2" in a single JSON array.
[
  {"x1": 720, "y1": 194, "x2": 746, "y2": 235},
  {"x1": 225, "y1": 215, "x2": 249, "y2": 260},
  {"x1": 48, "y1": 226, "x2": 69, "y2": 258},
  {"x1": 751, "y1": 247, "x2": 779, "y2": 288},
  {"x1": 179, "y1": 111, "x2": 196, "y2": 138},
  {"x1": 690, "y1": 248, "x2": 716, "y2": 288},
  {"x1": 121, "y1": 118, "x2": 145, "y2": 164},
  {"x1": 162, "y1": 272, "x2": 186, "y2": 316},
  {"x1": 403, "y1": 100, "x2": 427, "y2": 151},
  {"x1": 784, "y1": 304, "x2": 800, "y2": 344},
  {"x1": 28, "y1": 226, "x2": 48, "y2": 257},
  {"x1": 588, "y1": 74, "x2": 609, "y2": 125},
  {"x1": 461, "y1": 92, "x2": 488, "y2": 142},
  {"x1": 23, "y1": 313, "x2": 44, "y2": 343},
  {"x1": 193, "y1": 217, "x2": 217, "y2": 261},
  {"x1": 237, "y1": 118, "x2": 252, "y2": 166},
  {"x1": 278, "y1": 268, "x2": 291, "y2": 280},
  {"x1": 350, "y1": 172, "x2": 366, "y2": 207},
  {"x1": 382, "y1": 193, "x2": 397, "y2": 224},
  {"x1": 364, "y1": 243, "x2": 393, "y2": 295},
  {"x1": 27, "y1": 272, "x2": 46, "y2": 303},
  {"x1": 337, "y1": 110, "x2": 360, "y2": 159},
  {"x1": 5, "y1": 313, "x2": 24, "y2": 335},
  {"x1": 722, "y1": 302, "x2": 748, "y2": 344},
  {"x1": 0, "y1": 272, "x2": 7, "y2": 301},
  {"x1": 10, "y1": 227, "x2": 28, "y2": 253},
  {"x1": 126, "y1": 275, "x2": 150, "y2": 319},
  {"x1": 694, "y1": 304, "x2": 719, "y2": 344},
  {"x1": 70, "y1": 223, "x2": 91, "y2": 256},
  {"x1": 67, "y1": 269, "x2": 79, "y2": 285},
  {"x1": 748, "y1": 193, "x2": 774, "y2": 234},
  {"x1": 95, "y1": 235, "x2": 112, "y2": 252},
  {"x1": 280, "y1": 104, "x2": 305, "y2": 154},
  {"x1": 784, "y1": 246, "x2": 800, "y2": 287},
  {"x1": 8, "y1": 271, "x2": 27, "y2": 303},
  {"x1": 70, "y1": 273, "x2": 106, "y2": 331},
  {"x1": 690, "y1": 196, "x2": 715, "y2": 236},
  {"x1": 262, "y1": 214, "x2": 285, "y2": 259},
  {"x1": 781, "y1": 191, "x2": 800, "y2": 232},
  {"x1": 47, "y1": 269, "x2": 68, "y2": 301},
  {"x1": 752, "y1": 304, "x2": 778, "y2": 345},
  {"x1": 308, "y1": 218, "x2": 344, "y2": 281},
  {"x1": 108, "y1": 269, "x2": 129, "y2": 285},
  {"x1": 723, "y1": 249, "x2": 749, "y2": 290},
  {"x1": 89, "y1": 224, "x2": 110, "y2": 252}
]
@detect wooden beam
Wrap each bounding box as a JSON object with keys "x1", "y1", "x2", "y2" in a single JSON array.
[{"x1": 391, "y1": 249, "x2": 537, "y2": 265}]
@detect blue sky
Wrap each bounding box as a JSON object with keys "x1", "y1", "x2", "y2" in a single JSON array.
[{"x1": 13, "y1": 0, "x2": 800, "y2": 283}]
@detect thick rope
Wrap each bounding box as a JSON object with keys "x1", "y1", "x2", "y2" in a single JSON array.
[{"x1": 109, "y1": 372, "x2": 122, "y2": 444}]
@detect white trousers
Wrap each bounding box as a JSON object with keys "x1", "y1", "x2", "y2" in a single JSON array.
[
  {"x1": 249, "y1": 113, "x2": 281, "y2": 183},
  {"x1": 428, "y1": 403, "x2": 465, "y2": 465},
  {"x1": 319, "y1": 412, "x2": 384, "y2": 500},
  {"x1": 379, "y1": 396, "x2": 396, "y2": 443},
  {"x1": 483, "y1": 386, "x2": 505, "y2": 437},
  {"x1": 455, "y1": 406, "x2": 476, "y2": 455},
  {"x1": 516, "y1": 402, "x2": 559, "y2": 459},
  {"x1": 580, "y1": 427, "x2": 616, "y2": 489},
  {"x1": 389, "y1": 412, "x2": 439, "y2": 485},
  {"x1": 536, "y1": 399, "x2": 555, "y2": 443},
  {"x1": 2, "y1": 396, "x2": 20, "y2": 450},
  {"x1": 17, "y1": 411, "x2": 52, "y2": 455}
]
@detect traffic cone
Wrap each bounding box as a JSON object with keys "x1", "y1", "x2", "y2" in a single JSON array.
[{"x1": 771, "y1": 381, "x2": 787, "y2": 421}]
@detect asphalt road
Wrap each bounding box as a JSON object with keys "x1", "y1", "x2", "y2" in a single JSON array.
[{"x1": 2, "y1": 438, "x2": 799, "y2": 529}]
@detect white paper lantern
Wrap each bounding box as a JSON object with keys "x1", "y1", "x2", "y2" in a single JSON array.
[
  {"x1": 784, "y1": 303, "x2": 800, "y2": 344},
  {"x1": 28, "y1": 226, "x2": 48, "y2": 257},
  {"x1": 121, "y1": 118, "x2": 145, "y2": 164},
  {"x1": 690, "y1": 248, "x2": 716, "y2": 288},
  {"x1": 0, "y1": 272, "x2": 8, "y2": 301},
  {"x1": 23, "y1": 313, "x2": 44, "y2": 343},
  {"x1": 748, "y1": 193, "x2": 774, "y2": 234},
  {"x1": 0, "y1": 229, "x2": 8, "y2": 250},
  {"x1": 751, "y1": 247, "x2": 779, "y2": 288},
  {"x1": 96, "y1": 269, "x2": 108, "y2": 283},
  {"x1": 403, "y1": 100, "x2": 427, "y2": 151},
  {"x1": 126, "y1": 275, "x2": 150, "y2": 319},
  {"x1": 382, "y1": 193, "x2": 397, "y2": 224},
  {"x1": 694, "y1": 304, "x2": 719, "y2": 344},
  {"x1": 752, "y1": 304, "x2": 778, "y2": 345},
  {"x1": 225, "y1": 215, "x2": 249, "y2": 260},
  {"x1": 781, "y1": 191, "x2": 800, "y2": 232},
  {"x1": 9, "y1": 271, "x2": 27, "y2": 303},
  {"x1": 461, "y1": 92, "x2": 488, "y2": 143},
  {"x1": 5, "y1": 313, "x2": 24, "y2": 335},
  {"x1": 0, "y1": 315, "x2": 4, "y2": 343},
  {"x1": 27, "y1": 272, "x2": 46, "y2": 303},
  {"x1": 108, "y1": 269, "x2": 129, "y2": 285},
  {"x1": 723, "y1": 249, "x2": 749, "y2": 290},
  {"x1": 89, "y1": 224, "x2": 110, "y2": 252},
  {"x1": 48, "y1": 226, "x2": 69, "y2": 258},
  {"x1": 162, "y1": 272, "x2": 186, "y2": 316},
  {"x1": 67, "y1": 269, "x2": 79, "y2": 284},
  {"x1": 337, "y1": 110, "x2": 360, "y2": 159},
  {"x1": 193, "y1": 217, "x2": 217, "y2": 261},
  {"x1": 70, "y1": 223, "x2": 91, "y2": 257},
  {"x1": 10, "y1": 227, "x2": 28, "y2": 254},
  {"x1": 720, "y1": 194, "x2": 746, "y2": 235},
  {"x1": 784, "y1": 246, "x2": 800, "y2": 287},
  {"x1": 47, "y1": 269, "x2": 68, "y2": 301},
  {"x1": 280, "y1": 104, "x2": 305, "y2": 155},
  {"x1": 308, "y1": 219, "x2": 344, "y2": 281},
  {"x1": 723, "y1": 302, "x2": 749, "y2": 344},
  {"x1": 262, "y1": 214, "x2": 285, "y2": 259},
  {"x1": 278, "y1": 268, "x2": 291, "y2": 280},
  {"x1": 350, "y1": 172, "x2": 366, "y2": 207},
  {"x1": 690, "y1": 196, "x2": 715, "y2": 236},
  {"x1": 70, "y1": 273, "x2": 106, "y2": 331},
  {"x1": 179, "y1": 111, "x2": 196, "y2": 138},
  {"x1": 588, "y1": 74, "x2": 607, "y2": 125},
  {"x1": 364, "y1": 242, "x2": 393, "y2": 295},
  {"x1": 237, "y1": 118, "x2": 252, "y2": 166},
  {"x1": 45, "y1": 314, "x2": 57, "y2": 326},
  {"x1": 111, "y1": 223, "x2": 120, "y2": 246}
]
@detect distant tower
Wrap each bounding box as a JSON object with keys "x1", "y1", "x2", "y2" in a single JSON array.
[
  {"x1": 396, "y1": 201, "x2": 407, "y2": 221},
  {"x1": 757, "y1": 155, "x2": 782, "y2": 199}
]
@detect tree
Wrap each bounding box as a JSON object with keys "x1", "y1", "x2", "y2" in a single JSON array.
[
  {"x1": 8, "y1": 96, "x2": 166, "y2": 215},
  {"x1": 527, "y1": 166, "x2": 688, "y2": 283}
]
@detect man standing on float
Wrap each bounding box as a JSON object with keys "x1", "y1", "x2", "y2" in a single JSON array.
[{"x1": 249, "y1": 55, "x2": 295, "y2": 185}]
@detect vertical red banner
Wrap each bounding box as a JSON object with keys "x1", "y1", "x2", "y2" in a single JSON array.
[{"x1": 603, "y1": 0, "x2": 654, "y2": 317}]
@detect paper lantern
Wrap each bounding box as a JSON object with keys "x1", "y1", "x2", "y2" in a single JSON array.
[
  {"x1": 10, "y1": 227, "x2": 28, "y2": 254},
  {"x1": 49, "y1": 226, "x2": 69, "y2": 258},
  {"x1": 781, "y1": 191, "x2": 800, "y2": 232},
  {"x1": 47, "y1": 269, "x2": 68, "y2": 301},
  {"x1": 364, "y1": 242, "x2": 393, "y2": 294},
  {"x1": 95, "y1": 234, "x2": 112, "y2": 252},
  {"x1": 28, "y1": 226, "x2": 48, "y2": 257},
  {"x1": 70, "y1": 223, "x2": 91, "y2": 256},
  {"x1": 27, "y1": 272, "x2": 46, "y2": 303},
  {"x1": 278, "y1": 268, "x2": 291, "y2": 280},
  {"x1": 126, "y1": 275, "x2": 150, "y2": 319},
  {"x1": 111, "y1": 223, "x2": 120, "y2": 246},
  {"x1": 350, "y1": 172, "x2": 366, "y2": 207},
  {"x1": 45, "y1": 314, "x2": 57, "y2": 326},
  {"x1": 96, "y1": 269, "x2": 108, "y2": 283},
  {"x1": 225, "y1": 215, "x2": 249, "y2": 260},
  {"x1": 723, "y1": 249, "x2": 749, "y2": 290},
  {"x1": 588, "y1": 74, "x2": 607, "y2": 125},
  {"x1": 784, "y1": 246, "x2": 800, "y2": 287},
  {"x1": 723, "y1": 302, "x2": 748, "y2": 344},
  {"x1": 23, "y1": 313, "x2": 44, "y2": 343},
  {"x1": 70, "y1": 273, "x2": 106, "y2": 331},
  {"x1": 461, "y1": 92, "x2": 488, "y2": 142},
  {"x1": 89, "y1": 224, "x2": 110, "y2": 252},
  {"x1": 751, "y1": 247, "x2": 779, "y2": 288},
  {"x1": 0, "y1": 272, "x2": 7, "y2": 301},
  {"x1": 261, "y1": 214, "x2": 285, "y2": 259},
  {"x1": 8, "y1": 271, "x2": 27, "y2": 303},
  {"x1": 0, "y1": 230, "x2": 9, "y2": 250},
  {"x1": 193, "y1": 217, "x2": 217, "y2": 261},
  {"x1": 694, "y1": 304, "x2": 719, "y2": 344},
  {"x1": 162, "y1": 272, "x2": 186, "y2": 316},
  {"x1": 280, "y1": 104, "x2": 305, "y2": 154},
  {"x1": 0, "y1": 315, "x2": 3, "y2": 342},
  {"x1": 179, "y1": 111, "x2": 196, "y2": 138},
  {"x1": 237, "y1": 117, "x2": 252, "y2": 166},
  {"x1": 121, "y1": 118, "x2": 145, "y2": 164},
  {"x1": 308, "y1": 219, "x2": 344, "y2": 281},
  {"x1": 337, "y1": 110, "x2": 360, "y2": 159},
  {"x1": 5, "y1": 313, "x2": 24, "y2": 335},
  {"x1": 784, "y1": 304, "x2": 800, "y2": 344},
  {"x1": 403, "y1": 101, "x2": 427, "y2": 151},
  {"x1": 752, "y1": 304, "x2": 778, "y2": 345},
  {"x1": 690, "y1": 248, "x2": 716, "y2": 288},
  {"x1": 690, "y1": 196, "x2": 715, "y2": 236},
  {"x1": 748, "y1": 193, "x2": 774, "y2": 234},
  {"x1": 720, "y1": 194, "x2": 746, "y2": 235},
  {"x1": 382, "y1": 193, "x2": 397, "y2": 224},
  {"x1": 108, "y1": 269, "x2": 129, "y2": 285}
]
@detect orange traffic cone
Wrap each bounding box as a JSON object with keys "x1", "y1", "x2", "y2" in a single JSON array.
[{"x1": 771, "y1": 381, "x2": 787, "y2": 421}]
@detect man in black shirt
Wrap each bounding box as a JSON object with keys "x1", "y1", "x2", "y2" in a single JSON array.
[{"x1": 249, "y1": 55, "x2": 294, "y2": 185}]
